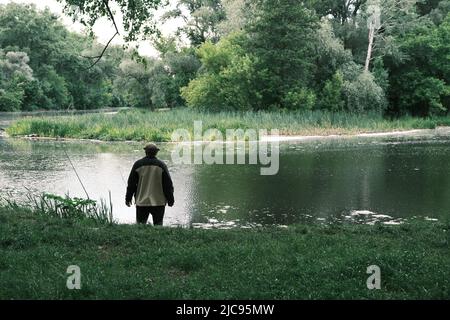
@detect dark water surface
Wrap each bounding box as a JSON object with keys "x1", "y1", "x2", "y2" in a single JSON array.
[{"x1": 1, "y1": 131, "x2": 450, "y2": 227}]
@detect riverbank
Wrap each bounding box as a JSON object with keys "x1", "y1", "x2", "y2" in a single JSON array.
[
  {"x1": 6, "y1": 108, "x2": 450, "y2": 142},
  {"x1": 1, "y1": 206, "x2": 449, "y2": 299}
]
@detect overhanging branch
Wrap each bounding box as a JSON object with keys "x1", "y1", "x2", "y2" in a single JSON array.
[{"x1": 83, "y1": 0, "x2": 120, "y2": 69}]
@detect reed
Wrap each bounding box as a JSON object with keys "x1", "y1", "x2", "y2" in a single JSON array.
[
  {"x1": 1, "y1": 193, "x2": 114, "y2": 224},
  {"x1": 7, "y1": 108, "x2": 450, "y2": 142}
]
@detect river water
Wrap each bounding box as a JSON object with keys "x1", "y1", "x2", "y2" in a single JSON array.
[{"x1": 1, "y1": 127, "x2": 450, "y2": 227}]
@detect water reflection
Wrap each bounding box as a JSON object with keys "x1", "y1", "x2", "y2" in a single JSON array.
[{"x1": 1, "y1": 133, "x2": 450, "y2": 227}]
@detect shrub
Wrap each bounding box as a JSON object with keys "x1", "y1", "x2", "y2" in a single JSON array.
[
  {"x1": 343, "y1": 71, "x2": 387, "y2": 114},
  {"x1": 319, "y1": 71, "x2": 345, "y2": 112}
]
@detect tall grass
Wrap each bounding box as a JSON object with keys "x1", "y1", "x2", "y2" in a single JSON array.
[
  {"x1": 6, "y1": 108, "x2": 450, "y2": 142},
  {"x1": 1, "y1": 193, "x2": 114, "y2": 224}
]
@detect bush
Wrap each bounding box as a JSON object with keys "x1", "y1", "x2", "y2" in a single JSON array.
[
  {"x1": 181, "y1": 34, "x2": 255, "y2": 111},
  {"x1": 282, "y1": 87, "x2": 317, "y2": 110},
  {"x1": 0, "y1": 83, "x2": 24, "y2": 111},
  {"x1": 343, "y1": 71, "x2": 387, "y2": 114},
  {"x1": 319, "y1": 71, "x2": 345, "y2": 111}
]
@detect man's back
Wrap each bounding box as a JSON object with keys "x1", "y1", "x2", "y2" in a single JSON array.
[{"x1": 126, "y1": 156, "x2": 174, "y2": 207}]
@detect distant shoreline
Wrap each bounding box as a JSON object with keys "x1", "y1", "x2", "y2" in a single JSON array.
[
  {"x1": 4, "y1": 126, "x2": 450, "y2": 144},
  {"x1": 0, "y1": 107, "x2": 129, "y2": 117},
  {"x1": 4, "y1": 109, "x2": 450, "y2": 143},
  {"x1": 260, "y1": 127, "x2": 450, "y2": 142}
]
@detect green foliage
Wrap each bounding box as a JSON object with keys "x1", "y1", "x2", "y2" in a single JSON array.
[
  {"x1": 1, "y1": 0, "x2": 448, "y2": 116},
  {"x1": 162, "y1": 0, "x2": 226, "y2": 46},
  {"x1": 182, "y1": 1, "x2": 323, "y2": 111},
  {"x1": 113, "y1": 58, "x2": 154, "y2": 109},
  {"x1": 0, "y1": 50, "x2": 32, "y2": 111},
  {"x1": 306, "y1": 0, "x2": 368, "y2": 63},
  {"x1": 417, "y1": 0, "x2": 444, "y2": 16},
  {"x1": 320, "y1": 71, "x2": 345, "y2": 111},
  {"x1": 2, "y1": 193, "x2": 113, "y2": 224},
  {"x1": 113, "y1": 48, "x2": 200, "y2": 109},
  {"x1": 244, "y1": 0, "x2": 318, "y2": 109},
  {"x1": 0, "y1": 4, "x2": 65, "y2": 71},
  {"x1": 282, "y1": 87, "x2": 317, "y2": 110},
  {"x1": 181, "y1": 34, "x2": 255, "y2": 111},
  {"x1": 58, "y1": 0, "x2": 164, "y2": 43},
  {"x1": 38, "y1": 66, "x2": 71, "y2": 109},
  {"x1": 21, "y1": 80, "x2": 45, "y2": 111},
  {"x1": 181, "y1": 73, "x2": 222, "y2": 111},
  {"x1": 343, "y1": 71, "x2": 387, "y2": 113},
  {"x1": 0, "y1": 79, "x2": 24, "y2": 112},
  {"x1": 313, "y1": 19, "x2": 354, "y2": 88},
  {"x1": 0, "y1": 3, "x2": 119, "y2": 111},
  {"x1": 0, "y1": 51, "x2": 33, "y2": 81},
  {"x1": 158, "y1": 49, "x2": 201, "y2": 107},
  {"x1": 387, "y1": 12, "x2": 450, "y2": 115},
  {"x1": 372, "y1": 57, "x2": 389, "y2": 92},
  {"x1": 306, "y1": 0, "x2": 367, "y2": 25},
  {"x1": 218, "y1": 0, "x2": 246, "y2": 36},
  {"x1": 427, "y1": 0, "x2": 450, "y2": 25}
]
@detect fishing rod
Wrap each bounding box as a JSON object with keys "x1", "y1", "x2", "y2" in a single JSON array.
[
  {"x1": 117, "y1": 165, "x2": 127, "y2": 186},
  {"x1": 118, "y1": 165, "x2": 135, "y2": 209},
  {"x1": 61, "y1": 144, "x2": 90, "y2": 199}
]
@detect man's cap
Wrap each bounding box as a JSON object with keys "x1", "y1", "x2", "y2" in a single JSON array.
[{"x1": 143, "y1": 143, "x2": 160, "y2": 151}]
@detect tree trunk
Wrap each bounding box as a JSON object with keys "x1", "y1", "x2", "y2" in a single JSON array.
[{"x1": 365, "y1": 22, "x2": 375, "y2": 72}]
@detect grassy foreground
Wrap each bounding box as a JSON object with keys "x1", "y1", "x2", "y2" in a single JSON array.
[
  {"x1": 6, "y1": 108, "x2": 450, "y2": 142},
  {"x1": 1, "y1": 206, "x2": 449, "y2": 299}
]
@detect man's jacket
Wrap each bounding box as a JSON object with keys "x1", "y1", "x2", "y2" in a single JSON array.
[{"x1": 126, "y1": 156, "x2": 174, "y2": 207}]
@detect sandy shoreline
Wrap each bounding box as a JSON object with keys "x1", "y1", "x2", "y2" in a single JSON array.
[{"x1": 261, "y1": 127, "x2": 450, "y2": 142}]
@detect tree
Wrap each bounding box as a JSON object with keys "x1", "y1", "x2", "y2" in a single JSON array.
[
  {"x1": 218, "y1": 0, "x2": 246, "y2": 36},
  {"x1": 343, "y1": 70, "x2": 387, "y2": 113},
  {"x1": 417, "y1": 0, "x2": 444, "y2": 16},
  {"x1": 0, "y1": 4, "x2": 67, "y2": 71},
  {"x1": 0, "y1": 51, "x2": 33, "y2": 82},
  {"x1": 38, "y1": 65, "x2": 71, "y2": 109},
  {"x1": 244, "y1": 0, "x2": 318, "y2": 109},
  {"x1": 58, "y1": 0, "x2": 167, "y2": 66},
  {"x1": 386, "y1": 12, "x2": 450, "y2": 115},
  {"x1": 363, "y1": 0, "x2": 417, "y2": 71},
  {"x1": 162, "y1": 0, "x2": 226, "y2": 46},
  {"x1": 312, "y1": 18, "x2": 354, "y2": 89},
  {"x1": 307, "y1": 0, "x2": 367, "y2": 25},
  {"x1": 181, "y1": 33, "x2": 255, "y2": 111},
  {"x1": 0, "y1": 3, "x2": 123, "y2": 110},
  {"x1": 159, "y1": 48, "x2": 201, "y2": 107},
  {"x1": 306, "y1": 0, "x2": 368, "y2": 61},
  {"x1": 0, "y1": 80, "x2": 24, "y2": 111},
  {"x1": 320, "y1": 71, "x2": 345, "y2": 111},
  {"x1": 0, "y1": 50, "x2": 34, "y2": 111},
  {"x1": 426, "y1": 0, "x2": 450, "y2": 25},
  {"x1": 114, "y1": 58, "x2": 155, "y2": 108}
]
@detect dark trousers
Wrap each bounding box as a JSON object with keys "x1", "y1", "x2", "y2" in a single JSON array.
[{"x1": 136, "y1": 206, "x2": 165, "y2": 225}]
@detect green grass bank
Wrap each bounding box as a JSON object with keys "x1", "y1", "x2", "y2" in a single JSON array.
[
  {"x1": 1, "y1": 206, "x2": 449, "y2": 299},
  {"x1": 6, "y1": 108, "x2": 450, "y2": 142}
]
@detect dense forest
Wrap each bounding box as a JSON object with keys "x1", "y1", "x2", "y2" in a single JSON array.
[{"x1": 0, "y1": 0, "x2": 449, "y2": 116}]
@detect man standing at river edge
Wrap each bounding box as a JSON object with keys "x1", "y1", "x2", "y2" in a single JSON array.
[{"x1": 126, "y1": 143, "x2": 174, "y2": 225}]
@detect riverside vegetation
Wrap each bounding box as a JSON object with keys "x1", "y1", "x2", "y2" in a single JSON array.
[{"x1": 6, "y1": 108, "x2": 450, "y2": 142}]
